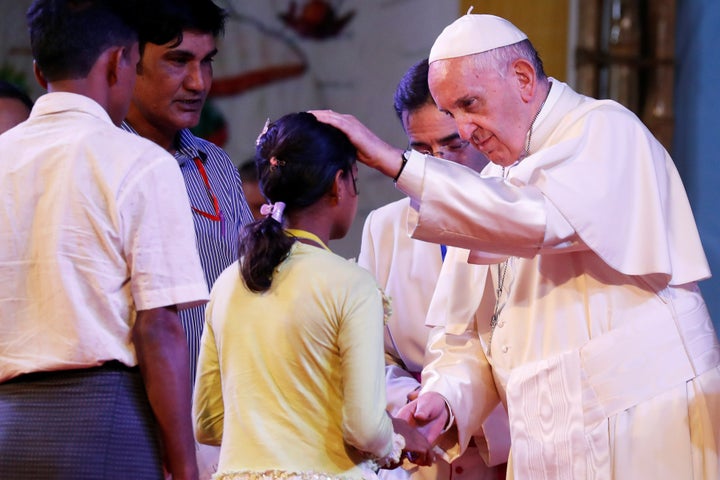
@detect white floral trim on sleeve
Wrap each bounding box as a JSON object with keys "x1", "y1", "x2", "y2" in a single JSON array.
[
  {"x1": 379, "y1": 287, "x2": 392, "y2": 326},
  {"x1": 360, "y1": 431, "x2": 405, "y2": 472}
]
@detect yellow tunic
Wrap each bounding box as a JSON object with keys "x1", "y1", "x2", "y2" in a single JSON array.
[{"x1": 194, "y1": 241, "x2": 395, "y2": 480}]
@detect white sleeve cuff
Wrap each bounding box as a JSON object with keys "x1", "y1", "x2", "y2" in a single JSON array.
[{"x1": 441, "y1": 395, "x2": 455, "y2": 433}]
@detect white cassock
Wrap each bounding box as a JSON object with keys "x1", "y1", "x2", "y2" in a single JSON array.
[
  {"x1": 397, "y1": 79, "x2": 720, "y2": 480},
  {"x1": 358, "y1": 198, "x2": 510, "y2": 480}
]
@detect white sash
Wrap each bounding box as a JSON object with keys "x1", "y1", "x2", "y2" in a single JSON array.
[{"x1": 506, "y1": 289, "x2": 720, "y2": 479}]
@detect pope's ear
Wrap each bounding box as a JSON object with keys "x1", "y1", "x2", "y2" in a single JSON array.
[{"x1": 511, "y1": 58, "x2": 536, "y2": 102}]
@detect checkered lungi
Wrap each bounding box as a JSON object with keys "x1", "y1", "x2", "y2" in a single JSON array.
[{"x1": 0, "y1": 361, "x2": 164, "y2": 479}]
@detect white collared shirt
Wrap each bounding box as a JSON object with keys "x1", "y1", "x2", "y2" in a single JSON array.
[{"x1": 0, "y1": 92, "x2": 208, "y2": 382}]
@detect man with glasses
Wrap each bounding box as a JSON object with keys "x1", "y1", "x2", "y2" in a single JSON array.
[{"x1": 358, "y1": 58, "x2": 508, "y2": 480}]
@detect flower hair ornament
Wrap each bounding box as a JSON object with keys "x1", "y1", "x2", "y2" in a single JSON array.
[
  {"x1": 255, "y1": 118, "x2": 270, "y2": 146},
  {"x1": 260, "y1": 201, "x2": 286, "y2": 223},
  {"x1": 268, "y1": 156, "x2": 286, "y2": 170}
]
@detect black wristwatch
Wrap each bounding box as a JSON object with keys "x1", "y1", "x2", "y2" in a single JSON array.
[{"x1": 393, "y1": 149, "x2": 411, "y2": 182}]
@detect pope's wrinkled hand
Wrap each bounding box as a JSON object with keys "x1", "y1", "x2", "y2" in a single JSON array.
[
  {"x1": 309, "y1": 109, "x2": 404, "y2": 178},
  {"x1": 389, "y1": 416, "x2": 434, "y2": 467},
  {"x1": 396, "y1": 391, "x2": 449, "y2": 446}
]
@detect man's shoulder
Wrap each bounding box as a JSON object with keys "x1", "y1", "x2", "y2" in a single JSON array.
[
  {"x1": 181, "y1": 130, "x2": 230, "y2": 160},
  {"x1": 188, "y1": 133, "x2": 226, "y2": 154},
  {"x1": 180, "y1": 130, "x2": 242, "y2": 176},
  {"x1": 115, "y1": 121, "x2": 177, "y2": 161},
  {"x1": 554, "y1": 82, "x2": 636, "y2": 129},
  {"x1": 366, "y1": 198, "x2": 410, "y2": 225}
]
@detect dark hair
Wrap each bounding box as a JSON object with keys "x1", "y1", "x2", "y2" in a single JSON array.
[
  {"x1": 238, "y1": 159, "x2": 258, "y2": 184},
  {"x1": 393, "y1": 58, "x2": 433, "y2": 120},
  {"x1": 239, "y1": 112, "x2": 357, "y2": 293},
  {"x1": 27, "y1": 0, "x2": 140, "y2": 82},
  {"x1": 0, "y1": 81, "x2": 34, "y2": 111},
  {"x1": 138, "y1": 0, "x2": 227, "y2": 53}
]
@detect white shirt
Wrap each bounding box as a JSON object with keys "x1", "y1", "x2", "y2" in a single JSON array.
[
  {"x1": 0, "y1": 92, "x2": 208, "y2": 382},
  {"x1": 359, "y1": 198, "x2": 510, "y2": 480},
  {"x1": 359, "y1": 198, "x2": 442, "y2": 385}
]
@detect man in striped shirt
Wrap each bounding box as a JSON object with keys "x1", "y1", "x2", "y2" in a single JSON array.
[{"x1": 122, "y1": 0, "x2": 254, "y2": 390}]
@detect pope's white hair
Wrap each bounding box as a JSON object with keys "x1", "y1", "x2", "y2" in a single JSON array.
[{"x1": 470, "y1": 39, "x2": 546, "y2": 80}]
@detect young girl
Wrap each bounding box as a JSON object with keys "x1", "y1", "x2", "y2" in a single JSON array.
[{"x1": 193, "y1": 112, "x2": 427, "y2": 480}]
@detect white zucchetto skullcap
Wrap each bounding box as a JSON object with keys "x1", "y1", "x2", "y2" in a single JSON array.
[{"x1": 429, "y1": 11, "x2": 528, "y2": 63}]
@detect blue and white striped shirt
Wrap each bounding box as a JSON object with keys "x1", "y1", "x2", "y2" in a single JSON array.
[{"x1": 122, "y1": 123, "x2": 254, "y2": 387}]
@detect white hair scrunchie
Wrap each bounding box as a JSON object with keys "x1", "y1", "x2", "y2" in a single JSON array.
[{"x1": 260, "y1": 201, "x2": 286, "y2": 223}]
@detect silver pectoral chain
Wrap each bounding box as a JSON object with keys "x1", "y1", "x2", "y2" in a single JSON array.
[
  {"x1": 487, "y1": 259, "x2": 508, "y2": 354},
  {"x1": 487, "y1": 95, "x2": 546, "y2": 354}
]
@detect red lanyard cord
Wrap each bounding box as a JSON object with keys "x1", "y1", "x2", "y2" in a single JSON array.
[{"x1": 191, "y1": 156, "x2": 222, "y2": 222}]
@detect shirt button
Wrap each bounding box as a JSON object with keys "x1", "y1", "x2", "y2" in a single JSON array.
[
  {"x1": 455, "y1": 466, "x2": 464, "y2": 474},
  {"x1": 501, "y1": 345, "x2": 509, "y2": 353}
]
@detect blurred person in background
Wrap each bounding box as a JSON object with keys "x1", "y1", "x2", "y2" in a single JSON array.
[
  {"x1": 238, "y1": 159, "x2": 265, "y2": 220},
  {"x1": 0, "y1": 80, "x2": 34, "y2": 134}
]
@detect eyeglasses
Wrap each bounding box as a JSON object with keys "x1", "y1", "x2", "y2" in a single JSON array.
[
  {"x1": 192, "y1": 156, "x2": 225, "y2": 235},
  {"x1": 350, "y1": 166, "x2": 359, "y2": 195},
  {"x1": 416, "y1": 139, "x2": 470, "y2": 159}
]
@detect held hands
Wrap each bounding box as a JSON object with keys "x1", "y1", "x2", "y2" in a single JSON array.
[
  {"x1": 396, "y1": 391, "x2": 450, "y2": 446},
  {"x1": 308, "y1": 110, "x2": 404, "y2": 179},
  {"x1": 389, "y1": 416, "x2": 434, "y2": 468}
]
